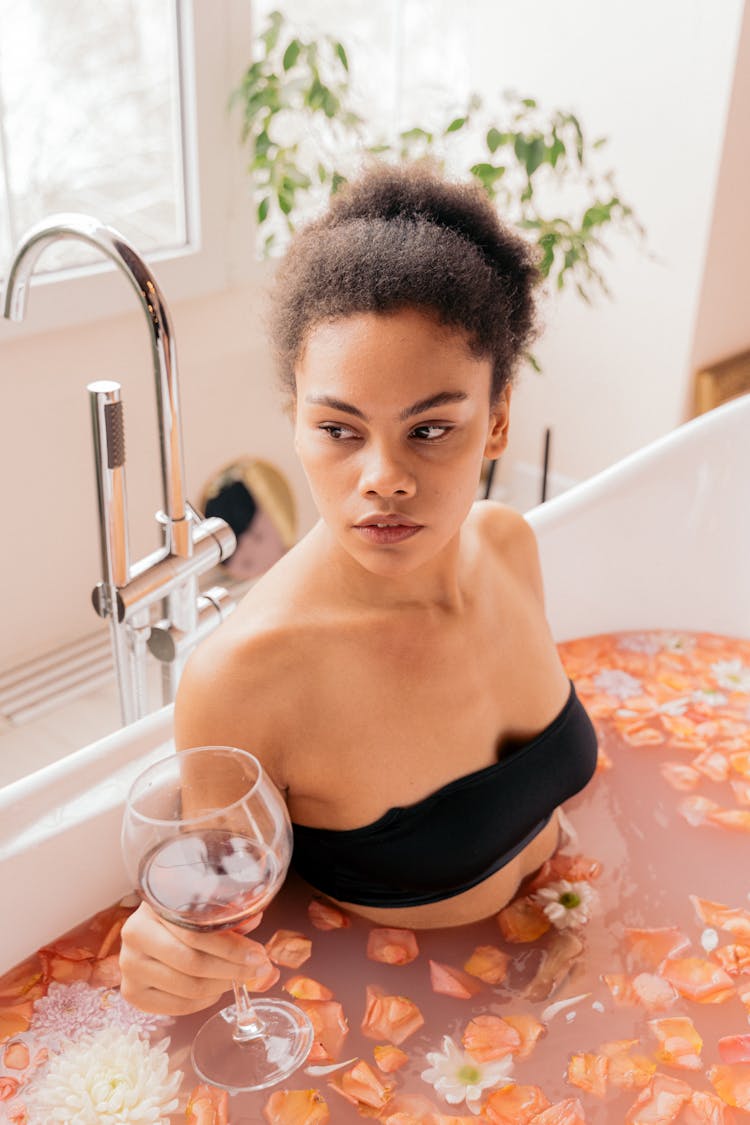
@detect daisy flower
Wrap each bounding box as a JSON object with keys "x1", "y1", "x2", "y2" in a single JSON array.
[
  {"x1": 532, "y1": 880, "x2": 595, "y2": 929},
  {"x1": 711, "y1": 659, "x2": 750, "y2": 694},
  {"x1": 421, "y1": 1034, "x2": 514, "y2": 1114},
  {"x1": 593, "y1": 669, "x2": 643, "y2": 701},
  {"x1": 23, "y1": 1026, "x2": 181, "y2": 1124}
]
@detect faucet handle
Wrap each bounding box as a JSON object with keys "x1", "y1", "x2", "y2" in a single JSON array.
[{"x1": 147, "y1": 586, "x2": 235, "y2": 664}]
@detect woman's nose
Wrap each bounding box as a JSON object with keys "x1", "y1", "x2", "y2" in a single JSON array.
[{"x1": 358, "y1": 442, "x2": 416, "y2": 498}]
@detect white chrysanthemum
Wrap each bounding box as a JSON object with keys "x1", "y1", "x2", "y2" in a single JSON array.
[
  {"x1": 593, "y1": 669, "x2": 643, "y2": 700},
  {"x1": 24, "y1": 1026, "x2": 181, "y2": 1124},
  {"x1": 711, "y1": 659, "x2": 750, "y2": 694},
  {"x1": 533, "y1": 879, "x2": 595, "y2": 929},
  {"x1": 691, "y1": 688, "x2": 728, "y2": 709},
  {"x1": 421, "y1": 1034, "x2": 514, "y2": 1114}
]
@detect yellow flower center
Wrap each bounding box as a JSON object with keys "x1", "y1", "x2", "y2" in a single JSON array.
[
  {"x1": 559, "y1": 891, "x2": 581, "y2": 909},
  {"x1": 457, "y1": 1064, "x2": 481, "y2": 1084}
]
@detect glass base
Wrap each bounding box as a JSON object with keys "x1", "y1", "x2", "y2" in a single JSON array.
[{"x1": 191, "y1": 999, "x2": 314, "y2": 1093}]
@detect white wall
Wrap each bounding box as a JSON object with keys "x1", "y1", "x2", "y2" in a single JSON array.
[{"x1": 0, "y1": 0, "x2": 747, "y2": 673}]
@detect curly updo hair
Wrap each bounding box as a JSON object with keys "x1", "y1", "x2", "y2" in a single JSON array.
[{"x1": 268, "y1": 161, "x2": 542, "y2": 406}]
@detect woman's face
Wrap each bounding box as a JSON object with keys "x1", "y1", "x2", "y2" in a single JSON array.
[{"x1": 293, "y1": 308, "x2": 511, "y2": 577}]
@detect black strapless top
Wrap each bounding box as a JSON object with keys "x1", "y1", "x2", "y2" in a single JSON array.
[{"x1": 291, "y1": 680, "x2": 598, "y2": 908}]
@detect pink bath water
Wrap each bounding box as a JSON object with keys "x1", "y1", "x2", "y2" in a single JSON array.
[{"x1": 3, "y1": 629, "x2": 750, "y2": 1124}]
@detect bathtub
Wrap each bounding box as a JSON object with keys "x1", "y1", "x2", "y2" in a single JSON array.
[{"x1": 1, "y1": 391, "x2": 748, "y2": 976}]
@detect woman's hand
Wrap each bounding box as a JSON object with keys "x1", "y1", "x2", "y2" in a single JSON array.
[{"x1": 119, "y1": 901, "x2": 268, "y2": 1016}]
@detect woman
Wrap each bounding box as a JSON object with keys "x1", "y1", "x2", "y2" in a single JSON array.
[{"x1": 119, "y1": 162, "x2": 598, "y2": 1016}]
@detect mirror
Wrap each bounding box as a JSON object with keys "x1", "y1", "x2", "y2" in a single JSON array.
[{"x1": 200, "y1": 458, "x2": 297, "y2": 585}]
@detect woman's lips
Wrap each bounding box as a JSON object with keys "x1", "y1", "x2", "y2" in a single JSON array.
[{"x1": 353, "y1": 524, "x2": 423, "y2": 545}]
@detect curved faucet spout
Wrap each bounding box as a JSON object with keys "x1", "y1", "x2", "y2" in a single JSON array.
[{"x1": 2, "y1": 212, "x2": 192, "y2": 558}]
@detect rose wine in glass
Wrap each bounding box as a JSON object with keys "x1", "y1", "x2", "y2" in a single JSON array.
[{"x1": 122, "y1": 745, "x2": 314, "y2": 1092}]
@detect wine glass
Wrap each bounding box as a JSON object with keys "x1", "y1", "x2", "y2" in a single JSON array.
[{"x1": 122, "y1": 745, "x2": 314, "y2": 1092}]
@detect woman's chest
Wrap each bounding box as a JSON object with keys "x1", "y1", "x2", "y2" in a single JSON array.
[{"x1": 285, "y1": 618, "x2": 548, "y2": 828}]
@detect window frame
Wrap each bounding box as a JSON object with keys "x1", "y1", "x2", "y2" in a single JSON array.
[{"x1": 0, "y1": 0, "x2": 257, "y2": 337}]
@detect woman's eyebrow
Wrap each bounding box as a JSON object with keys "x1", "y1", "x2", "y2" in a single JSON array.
[{"x1": 304, "y1": 391, "x2": 469, "y2": 422}]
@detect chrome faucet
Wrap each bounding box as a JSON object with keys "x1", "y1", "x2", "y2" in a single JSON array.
[{"x1": 2, "y1": 214, "x2": 236, "y2": 724}]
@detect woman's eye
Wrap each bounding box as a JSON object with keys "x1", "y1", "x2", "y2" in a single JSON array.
[
  {"x1": 411, "y1": 424, "x2": 451, "y2": 441},
  {"x1": 319, "y1": 423, "x2": 358, "y2": 441}
]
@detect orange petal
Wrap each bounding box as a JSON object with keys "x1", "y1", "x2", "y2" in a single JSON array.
[
  {"x1": 648, "y1": 1017, "x2": 703, "y2": 1069},
  {"x1": 296, "y1": 999, "x2": 349, "y2": 1062},
  {"x1": 0, "y1": 957, "x2": 44, "y2": 1003},
  {"x1": 366, "y1": 928, "x2": 419, "y2": 966},
  {"x1": 606, "y1": 1049, "x2": 656, "y2": 1091},
  {"x1": 463, "y1": 945, "x2": 509, "y2": 985},
  {"x1": 660, "y1": 957, "x2": 735, "y2": 1003},
  {"x1": 361, "y1": 986, "x2": 424, "y2": 1045},
  {"x1": 603, "y1": 972, "x2": 678, "y2": 1011},
  {"x1": 496, "y1": 897, "x2": 551, "y2": 943},
  {"x1": 263, "y1": 1089, "x2": 330, "y2": 1124},
  {"x1": 461, "y1": 1014, "x2": 520, "y2": 1062},
  {"x1": 185, "y1": 1084, "x2": 230, "y2": 1125},
  {"x1": 528, "y1": 854, "x2": 603, "y2": 891},
  {"x1": 681, "y1": 1090, "x2": 736, "y2": 1124},
  {"x1": 709, "y1": 1063, "x2": 750, "y2": 1110},
  {"x1": 712, "y1": 944, "x2": 750, "y2": 977},
  {"x1": 693, "y1": 750, "x2": 731, "y2": 781},
  {"x1": 3, "y1": 1041, "x2": 29, "y2": 1070},
  {"x1": 481, "y1": 1083, "x2": 550, "y2": 1124},
  {"x1": 327, "y1": 1059, "x2": 394, "y2": 1111},
  {"x1": 307, "y1": 899, "x2": 350, "y2": 930},
  {"x1": 89, "y1": 953, "x2": 121, "y2": 989},
  {"x1": 529, "y1": 1097, "x2": 587, "y2": 1124},
  {"x1": 502, "y1": 1013, "x2": 546, "y2": 1059},
  {"x1": 0, "y1": 1004, "x2": 32, "y2": 1043},
  {"x1": 284, "y1": 976, "x2": 334, "y2": 1001},
  {"x1": 428, "y1": 960, "x2": 482, "y2": 1000},
  {"x1": 679, "y1": 796, "x2": 721, "y2": 826},
  {"x1": 378, "y1": 1092, "x2": 441, "y2": 1123},
  {"x1": 719, "y1": 1036, "x2": 750, "y2": 1064},
  {"x1": 624, "y1": 1073, "x2": 693, "y2": 1124},
  {"x1": 566, "y1": 1052, "x2": 608, "y2": 1097},
  {"x1": 373, "y1": 1044, "x2": 409, "y2": 1073},
  {"x1": 660, "y1": 762, "x2": 701, "y2": 791},
  {"x1": 526, "y1": 931, "x2": 584, "y2": 1003},
  {"x1": 690, "y1": 897, "x2": 750, "y2": 941},
  {"x1": 265, "y1": 930, "x2": 313, "y2": 969},
  {"x1": 38, "y1": 948, "x2": 93, "y2": 985},
  {"x1": 730, "y1": 779, "x2": 750, "y2": 805},
  {"x1": 710, "y1": 809, "x2": 750, "y2": 832},
  {"x1": 730, "y1": 751, "x2": 750, "y2": 777},
  {"x1": 624, "y1": 927, "x2": 691, "y2": 971},
  {"x1": 0, "y1": 1077, "x2": 20, "y2": 1101}
]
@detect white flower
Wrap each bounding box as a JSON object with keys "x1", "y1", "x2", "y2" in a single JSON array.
[
  {"x1": 711, "y1": 659, "x2": 750, "y2": 694},
  {"x1": 593, "y1": 669, "x2": 643, "y2": 700},
  {"x1": 533, "y1": 880, "x2": 594, "y2": 929},
  {"x1": 23, "y1": 1026, "x2": 181, "y2": 1124},
  {"x1": 421, "y1": 1034, "x2": 514, "y2": 1114},
  {"x1": 691, "y1": 688, "x2": 728, "y2": 709}
]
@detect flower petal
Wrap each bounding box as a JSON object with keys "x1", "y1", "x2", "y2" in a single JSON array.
[
  {"x1": 373, "y1": 1044, "x2": 409, "y2": 1073},
  {"x1": 429, "y1": 961, "x2": 482, "y2": 1000},
  {"x1": 530, "y1": 1097, "x2": 587, "y2": 1124},
  {"x1": 481, "y1": 1083, "x2": 549, "y2": 1123},
  {"x1": 327, "y1": 1059, "x2": 394, "y2": 1111},
  {"x1": 263, "y1": 1088, "x2": 330, "y2": 1124},
  {"x1": 624, "y1": 1073, "x2": 693, "y2": 1124},
  {"x1": 566, "y1": 1053, "x2": 609, "y2": 1098},
  {"x1": 284, "y1": 976, "x2": 334, "y2": 1001},
  {"x1": 525, "y1": 931, "x2": 584, "y2": 1003},
  {"x1": 623, "y1": 927, "x2": 691, "y2": 971},
  {"x1": 295, "y1": 999, "x2": 349, "y2": 1062},
  {"x1": 690, "y1": 897, "x2": 750, "y2": 941},
  {"x1": 462, "y1": 1015, "x2": 520, "y2": 1062},
  {"x1": 307, "y1": 899, "x2": 350, "y2": 931},
  {"x1": 496, "y1": 898, "x2": 550, "y2": 943},
  {"x1": 463, "y1": 945, "x2": 509, "y2": 985},
  {"x1": 361, "y1": 986, "x2": 424, "y2": 1045},
  {"x1": 648, "y1": 1017, "x2": 703, "y2": 1069},
  {"x1": 367, "y1": 928, "x2": 419, "y2": 966},
  {"x1": 709, "y1": 1063, "x2": 750, "y2": 1110},
  {"x1": 186, "y1": 1084, "x2": 230, "y2": 1125},
  {"x1": 718, "y1": 1036, "x2": 750, "y2": 1064},
  {"x1": 660, "y1": 957, "x2": 735, "y2": 1003},
  {"x1": 265, "y1": 930, "x2": 313, "y2": 969},
  {"x1": 502, "y1": 1013, "x2": 545, "y2": 1059}
]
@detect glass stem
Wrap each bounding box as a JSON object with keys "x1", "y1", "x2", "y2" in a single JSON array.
[{"x1": 231, "y1": 979, "x2": 265, "y2": 1041}]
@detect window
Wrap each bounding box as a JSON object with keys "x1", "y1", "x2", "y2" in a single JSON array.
[{"x1": 0, "y1": 0, "x2": 254, "y2": 330}]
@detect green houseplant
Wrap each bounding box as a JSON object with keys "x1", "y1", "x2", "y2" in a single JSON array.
[{"x1": 233, "y1": 9, "x2": 645, "y2": 348}]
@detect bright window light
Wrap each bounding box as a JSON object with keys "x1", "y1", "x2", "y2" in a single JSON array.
[{"x1": 0, "y1": 0, "x2": 188, "y2": 277}]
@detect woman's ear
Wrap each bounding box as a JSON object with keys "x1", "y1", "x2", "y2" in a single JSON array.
[{"x1": 484, "y1": 384, "x2": 512, "y2": 459}]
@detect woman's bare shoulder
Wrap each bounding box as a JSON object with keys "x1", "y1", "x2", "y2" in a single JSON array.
[
  {"x1": 173, "y1": 594, "x2": 317, "y2": 788},
  {"x1": 471, "y1": 500, "x2": 546, "y2": 606}
]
